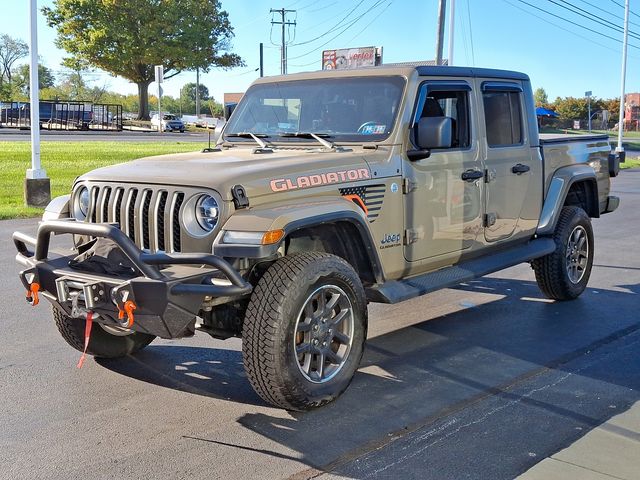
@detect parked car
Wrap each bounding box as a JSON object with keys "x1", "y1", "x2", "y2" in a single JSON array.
[
  {"x1": 151, "y1": 113, "x2": 185, "y2": 132},
  {"x1": 13, "y1": 65, "x2": 622, "y2": 411}
]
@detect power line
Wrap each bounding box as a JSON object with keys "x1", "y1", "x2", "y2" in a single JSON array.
[
  {"x1": 503, "y1": 0, "x2": 640, "y2": 59},
  {"x1": 512, "y1": 0, "x2": 640, "y2": 50},
  {"x1": 576, "y1": 0, "x2": 640, "y2": 28},
  {"x1": 466, "y1": 0, "x2": 476, "y2": 65},
  {"x1": 290, "y1": 0, "x2": 392, "y2": 68},
  {"x1": 344, "y1": 1, "x2": 393, "y2": 45},
  {"x1": 547, "y1": 0, "x2": 640, "y2": 41},
  {"x1": 610, "y1": 0, "x2": 640, "y2": 19},
  {"x1": 289, "y1": 0, "x2": 367, "y2": 47},
  {"x1": 288, "y1": 0, "x2": 387, "y2": 62}
]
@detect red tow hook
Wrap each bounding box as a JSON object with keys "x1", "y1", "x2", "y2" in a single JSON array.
[
  {"x1": 26, "y1": 282, "x2": 40, "y2": 306},
  {"x1": 117, "y1": 300, "x2": 137, "y2": 328},
  {"x1": 76, "y1": 311, "x2": 94, "y2": 369}
]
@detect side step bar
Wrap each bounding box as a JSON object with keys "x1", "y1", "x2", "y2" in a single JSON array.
[{"x1": 367, "y1": 238, "x2": 556, "y2": 304}]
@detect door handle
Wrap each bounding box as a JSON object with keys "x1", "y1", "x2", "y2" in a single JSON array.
[
  {"x1": 512, "y1": 163, "x2": 530, "y2": 174},
  {"x1": 461, "y1": 169, "x2": 484, "y2": 182}
]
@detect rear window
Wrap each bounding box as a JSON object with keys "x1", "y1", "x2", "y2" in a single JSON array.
[{"x1": 482, "y1": 91, "x2": 522, "y2": 147}]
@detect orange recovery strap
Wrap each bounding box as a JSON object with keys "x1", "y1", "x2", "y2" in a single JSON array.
[{"x1": 76, "y1": 311, "x2": 93, "y2": 369}]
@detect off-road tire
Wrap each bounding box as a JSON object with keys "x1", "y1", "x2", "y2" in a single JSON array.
[
  {"x1": 533, "y1": 206, "x2": 594, "y2": 301},
  {"x1": 52, "y1": 306, "x2": 155, "y2": 358},
  {"x1": 242, "y1": 252, "x2": 368, "y2": 411}
]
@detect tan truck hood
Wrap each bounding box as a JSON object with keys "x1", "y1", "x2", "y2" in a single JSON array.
[{"x1": 79, "y1": 147, "x2": 373, "y2": 201}]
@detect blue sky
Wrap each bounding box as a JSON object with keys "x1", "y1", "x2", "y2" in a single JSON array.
[{"x1": 1, "y1": 0, "x2": 639, "y2": 103}]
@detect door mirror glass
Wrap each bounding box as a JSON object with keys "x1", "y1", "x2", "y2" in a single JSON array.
[{"x1": 416, "y1": 116, "x2": 453, "y2": 150}]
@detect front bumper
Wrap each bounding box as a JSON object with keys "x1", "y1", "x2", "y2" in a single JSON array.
[{"x1": 14, "y1": 220, "x2": 252, "y2": 339}]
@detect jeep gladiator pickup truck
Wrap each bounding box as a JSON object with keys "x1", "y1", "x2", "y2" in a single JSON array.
[{"x1": 13, "y1": 65, "x2": 622, "y2": 410}]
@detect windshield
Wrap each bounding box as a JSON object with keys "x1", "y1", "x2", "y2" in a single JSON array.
[
  {"x1": 163, "y1": 115, "x2": 177, "y2": 120},
  {"x1": 224, "y1": 76, "x2": 405, "y2": 143}
]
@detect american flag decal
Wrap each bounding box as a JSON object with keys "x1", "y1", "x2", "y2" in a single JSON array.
[{"x1": 339, "y1": 184, "x2": 386, "y2": 222}]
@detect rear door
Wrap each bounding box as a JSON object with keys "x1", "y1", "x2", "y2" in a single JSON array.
[
  {"x1": 403, "y1": 80, "x2": 484, "y2": 263},
  {"x1": 479, "y1": 81, "x2": 539, "y2": 242}
]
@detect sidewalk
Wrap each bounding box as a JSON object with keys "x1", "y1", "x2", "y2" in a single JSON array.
[{"x1": 518, "y1": 400, "x2": 640, "y2": 479}]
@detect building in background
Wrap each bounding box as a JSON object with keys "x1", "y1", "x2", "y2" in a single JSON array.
[
  {"x1": 624, "y1": 93, "x2": 640, "y2": 130},
  {"x1": 224, "y1": 93, "x2": 244, "y2": 105}
]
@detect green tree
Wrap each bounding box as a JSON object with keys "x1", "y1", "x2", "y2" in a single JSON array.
[
  {"x1": 208, "y1": 99, "x2": 223, "y2": 117},
  {"x1": 43, "y1": 0, "x2": 243, "y2": 120},
  {"x1": 179, "y1": 82, "x2": 212, "y2": 114},
  {"x1": 552, "y1": 96, "x2": 589, "y2": 122},
  {"x1": 0, "y1": 34, "x2": 28, "y2": 87},
  {"x1": 11, "y1": 63, "x2": 56, "y2": 96},
  {"x1": 534, "y1": 87, "x2": 548, "y2": 107}
]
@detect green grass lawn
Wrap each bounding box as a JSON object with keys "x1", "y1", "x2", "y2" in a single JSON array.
[
  {"x1": 621, "y1": 157, "x2": 640, "y2": 169},
  {"x1": 0, "y1": 141, "x2": 200, "y2": 219}
]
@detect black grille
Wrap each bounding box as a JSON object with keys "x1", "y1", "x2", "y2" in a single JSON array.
[
  {"x1": 114, "y1": 189, "x2": 123, "y2": 227},
  {"x1": 142, "y1": 191, "x2": 151, "y2": 249},
  {"x1": 102, "y1": 187, "x2": 111, "y2": 222},
  {"x1": 173, "y1": 192, "x2": 184, "y2": 252},
  {"x1": 128, "y1": 189, "x2": 138, "y2": 242},
  {"x1": 90, "y1": 188, "x2": 98, "y2": 223},
  {"x1": 157, "y1": 191, "x2": 168, "y2": 251}
]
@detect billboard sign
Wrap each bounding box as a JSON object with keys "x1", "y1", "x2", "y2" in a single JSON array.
[{"x1": 322, "y1": 46, "x2": 382, "y2": 70}]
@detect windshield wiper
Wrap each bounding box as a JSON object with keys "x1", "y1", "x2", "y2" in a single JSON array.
[
  {"x1": 278, "y1": 132, "x2": 336, "y2": 150},
  {"x1": 225, "y1": 132, "x2": 270, "y2": 149}
]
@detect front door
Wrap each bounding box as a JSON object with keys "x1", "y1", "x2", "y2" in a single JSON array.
[{"x1": 403, "y1": 81, "x2": 484, "y2": 264}]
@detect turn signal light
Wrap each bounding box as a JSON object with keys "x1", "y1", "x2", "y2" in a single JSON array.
[{"x1": 262, "y1": 229, "x2": 285, "y2": 245}]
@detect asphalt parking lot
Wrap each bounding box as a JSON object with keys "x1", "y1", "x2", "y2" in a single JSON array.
[{"x1": 1, "y1": 171, "x2": 638, "y2": 480}]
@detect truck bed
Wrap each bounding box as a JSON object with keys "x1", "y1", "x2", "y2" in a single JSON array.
[{"x1": 538, "y1": 133, "x2": 612, "y2": 205}]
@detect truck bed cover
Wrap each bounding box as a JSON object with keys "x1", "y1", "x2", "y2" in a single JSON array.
[{"x1": 539, "y1": 133, "x2": 610, "y2": 144}]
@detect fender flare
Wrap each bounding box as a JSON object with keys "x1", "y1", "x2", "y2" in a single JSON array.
[
  {"x1": 537, "y1": 165, "x2": 598, "y2": 235},
  {"x1": 213, "y1": 198, "x2": 385, "y2": 283},
  {"x1": 42, "y1": 194, "x2": 70, "y2": 221}
]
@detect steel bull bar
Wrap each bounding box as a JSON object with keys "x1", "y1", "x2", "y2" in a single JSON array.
[{"x1": 13, "y1": 220, "x2": 253, "y2": 338}]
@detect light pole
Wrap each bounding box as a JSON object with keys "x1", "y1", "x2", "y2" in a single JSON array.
[
  {"x1": 617, "y1": 0, "x2": 630, "y2": 153},
  {"x1": 585, "y1": 90, "x2": 592, "y2": 132},
  {"x1": 25, "y1": 0, "x2": 50, "y2": 207}
]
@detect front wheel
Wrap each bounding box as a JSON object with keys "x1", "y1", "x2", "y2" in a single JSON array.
[
  {"x1": 532, "y1": 206, "x2": 594, "y2": 300},
  {"x1": 52, "y1": 307, "x2": 155, "y2": 358},
  {"x1": 242, "y1": 252, "x2": 367, "y2": 411}
]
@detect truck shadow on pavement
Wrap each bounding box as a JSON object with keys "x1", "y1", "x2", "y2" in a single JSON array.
[{"x1": 99, "y1": 275, "x2": 640, "y2": 477}]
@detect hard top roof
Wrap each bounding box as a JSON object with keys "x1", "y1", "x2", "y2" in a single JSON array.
[{"x1": 252, "y1": 64, "x2": 529, "y2": 83}]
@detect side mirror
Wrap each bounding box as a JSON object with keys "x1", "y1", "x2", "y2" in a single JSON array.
[
  {"x1": 415, "y1": 116, "x2": 453, "y2": 150},
  {"x1": 224, "y1": 103, "x2": 237, "y2": 121}
]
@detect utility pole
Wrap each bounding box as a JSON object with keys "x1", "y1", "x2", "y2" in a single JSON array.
[
  {"x1": 259, "y1": 42, "x2": 264, "y2": 77},
  {"x1": 585, "y1": 91, "x2": 592, "y2": 132},
  {"x1": 617, "y1": 0, "x2": 630, "y2": 153},
  {"x1": 196, "y1": 67, "x2": 201, "y2": 118},
  {"x1": 447, "y1": 0, "x2": 455, "y2": 66},
  {"x1": 435, "y1": 0, "x2": 446, "y2": 65},
  {"x1": 25, "y1": 0, "x2": 50, "y2": 207},
  {"x1": 270, "y1": 8, "x2": 296, "y2": 74}
]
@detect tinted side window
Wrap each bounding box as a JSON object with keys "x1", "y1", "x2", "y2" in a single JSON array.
[
  {"x1": 419, "y1": 90, "x2": 470, "y2": 149},
  {"x1": 482, "y1": 91, "x2": 522, "y2": 147}
]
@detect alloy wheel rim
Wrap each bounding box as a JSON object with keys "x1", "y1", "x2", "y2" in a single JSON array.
[
  {"x1": 293, "y1": 285, "x2": 355, "y2": 384},
  {"x1": 566, "y1": 225, "x2": 589, "y2": 284}
]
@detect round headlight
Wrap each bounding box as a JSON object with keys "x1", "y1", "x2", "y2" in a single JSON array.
[
  {"x1": 73, "y1": 187, "x2": 90, "y2": 219},
  {"x1": 195, "y1": 195, "x2": 219, "y2": 232}
]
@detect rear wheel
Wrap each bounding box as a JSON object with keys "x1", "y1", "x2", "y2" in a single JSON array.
[
  {"x1": 242, "y1": 252, "x2": 367, "y2": 411},
  {"x1": 52, "y1": 307, "x2": 155, "y2": 358},
  {"x1": 533, "y1": 206, "x2": 594, "y2": 300}
]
